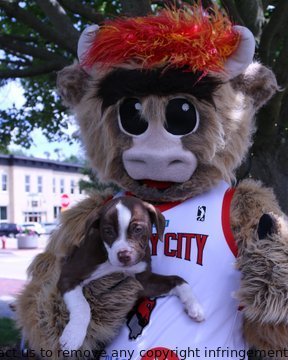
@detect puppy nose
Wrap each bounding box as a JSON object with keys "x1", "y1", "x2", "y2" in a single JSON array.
[{"x1": 117, "y1": 250, "x2": 132, "y2": 265}]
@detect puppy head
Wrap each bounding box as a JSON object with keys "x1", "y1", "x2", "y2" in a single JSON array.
[{"x1": 87, "y1": 196, "x2": 165, "y2": 267}]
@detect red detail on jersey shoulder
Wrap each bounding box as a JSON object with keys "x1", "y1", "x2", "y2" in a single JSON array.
[{"x1": 222, "y1": 188, "x2": 238, "y2": 257}]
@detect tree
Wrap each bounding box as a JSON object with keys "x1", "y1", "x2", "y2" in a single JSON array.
[
  {"x1": 0, "y1": 0, "x2": 288, "y2": 211},
  {"x1": 78, "y1": 166, "x2": 120, "y2": 194},
  {"x1": 221, "y1": 0, "x2": 288, "y2": 215},
  {"x1": 0, "y1": 0, "x2": 114, "y2": 149},
  {"x1": 62, "y1": 154, "x2": 86, "y2": 164}
]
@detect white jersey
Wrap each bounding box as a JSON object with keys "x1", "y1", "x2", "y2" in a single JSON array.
[{"x1": 104, "y1": 181, "x2": 247, "y2": 360}]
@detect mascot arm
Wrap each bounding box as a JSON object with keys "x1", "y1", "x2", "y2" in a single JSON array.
[{"x1": 231, "y1": 179, "x2": 288, "y2": 350}]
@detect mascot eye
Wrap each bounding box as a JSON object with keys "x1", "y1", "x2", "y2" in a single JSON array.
[
  {"x1": 165, "y1": 98, "x2": 199, "y2": 136},
  {"x1": 119, "y1": 98, "x2": 148, "y2": 136}
]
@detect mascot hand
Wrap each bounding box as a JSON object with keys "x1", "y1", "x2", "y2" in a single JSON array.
[{"x1": 237, "y1": 212, "x2": 288, "y2": 349}]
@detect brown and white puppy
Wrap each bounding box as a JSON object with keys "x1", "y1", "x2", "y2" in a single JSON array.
[{"x1": 57, "y1": 196, "x2": 204, "y2": 351}]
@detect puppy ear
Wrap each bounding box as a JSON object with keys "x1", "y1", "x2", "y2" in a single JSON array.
[
  {"x1": 84, "y1": 210, "x2": 100, "y2": 238},
  {"x1": 144, "y1": 202, "x2": 166, "y2": 241}
]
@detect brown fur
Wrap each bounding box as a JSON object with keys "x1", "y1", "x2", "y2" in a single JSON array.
[
  {"x1": 56, "y1": 63, "x2": 91, "y2": 108},
  {"x1": 231, "y1": 180, "x2": 288, "y2": 351},
  {"x1": 244, "y1": 321, "x2": 288, "y2": 353},
  {"x1": 46, "y1": 190, "x2": 113, "y2": 255},
  {"x1": 17, "y1": 271, "x2": 142, "y2": 359},
  {"x1": 231, "y1": 62, "x2": 279, "y2": 110}
]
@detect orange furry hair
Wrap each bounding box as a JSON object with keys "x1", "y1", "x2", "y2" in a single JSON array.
[{"x1": 82, "y1": 3, "x2": 240, "y2": 74}]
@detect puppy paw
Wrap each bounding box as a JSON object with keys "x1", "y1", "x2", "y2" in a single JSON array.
[
  {"x1": 60, "y1": 322, "x2": 86, "y2": 351},
  {"x1": 185, "y1": 301, "x2": 205, "y2": 322},
  {"x1": 173, "y1": 283, "x2": 205, "y2": 322}
]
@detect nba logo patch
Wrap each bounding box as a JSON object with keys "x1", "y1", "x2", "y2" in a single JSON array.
[{"x1": 197, "y1": 206, "x2": 206, "y2": 221}]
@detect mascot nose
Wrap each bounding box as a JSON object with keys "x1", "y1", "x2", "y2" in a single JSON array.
[{"x1": 123, "y1": 147, "x2": 197, "y2": 183}]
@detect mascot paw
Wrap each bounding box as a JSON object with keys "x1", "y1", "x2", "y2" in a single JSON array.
[
  {"x1": 257, "y1": 213, "x2": 276, "y2": 239},
  {"x1": 238, "y1": 211, "x2": 288, "y2": 325},
  {"x1": 59, "y1": 322, "x2": 86, "y2": 351}
]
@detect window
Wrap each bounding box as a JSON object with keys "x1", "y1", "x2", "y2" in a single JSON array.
[
  {"x1": 52, "y1": 178, "x2": 56, "y2": 193},
  {"x1": 54, "y1": 206, "x2": 61, "y2": 219},
  {"x1": 37, "y1": 176, "x2": 43, "y2": 193},
  {"x1": 70, "y1": 179, "x2": 75, "y2": 194},
  {"x1": 1, "y1": 174, "x2": 7, "y2": 191},
  {"x1": 60, "y1": 179, "x2": 64, "y2": 194},
  {"x1": 0, "y1": 206, "x2": 7, "y2": 220},
  {"x1": 24, "y1": 212, "x2": 42, "y2": 223},
  {"x1": 25, "y1": 175, "x2": 30, "y2": 192},
  {"x1": 31, "y1": 200, "x2": 38, "y2": 207}
]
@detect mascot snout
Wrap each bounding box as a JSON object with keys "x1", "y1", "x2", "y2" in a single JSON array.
[{"x1": 123, "y1": 134, "x2": 197, "y2": 182}]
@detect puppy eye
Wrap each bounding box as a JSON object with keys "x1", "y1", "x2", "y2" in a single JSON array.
[
  {"x1": 118, "y1": 98, "x2": 148, "y2": 136},
  {"x1": 165, "y1": 98, "x2": 199, "y2": 136},
  {"x1": 103, "y1": 227, "x2": 115, "y2": 237},
  {"x1": 131, "y1": 224, "x2": 144, "y2": 234}
]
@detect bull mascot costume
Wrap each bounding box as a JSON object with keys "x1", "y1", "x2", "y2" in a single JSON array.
[{"x1": 16, "y1": 3, "x2": 288, "y2": 360}]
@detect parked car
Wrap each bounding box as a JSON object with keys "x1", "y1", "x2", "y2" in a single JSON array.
[
  {"x1": 0, "y1": 223, "x2": 22, "y2": 237},
  {"x1": 20, "y1": 222, "x2": 45, "y2": 236},
  {"x1": 41, "y1": 222, "x2": 58, "y2": 235}
]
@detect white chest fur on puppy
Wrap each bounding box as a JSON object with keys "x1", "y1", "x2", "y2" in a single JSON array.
[{"x1": 57, "y1": 196, "x2": 204, "y2": 351}]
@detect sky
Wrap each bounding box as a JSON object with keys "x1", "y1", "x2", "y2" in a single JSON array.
[{"x1": 0, "y1": 81, "x2": 84, "y2": 161}]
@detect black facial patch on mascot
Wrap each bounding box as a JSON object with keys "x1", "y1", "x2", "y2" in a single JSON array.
[{"x1": 97, "y1": 68, "x2": 222, "y2": 110}]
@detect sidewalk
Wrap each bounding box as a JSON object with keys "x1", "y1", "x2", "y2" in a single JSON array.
[{"x1": 0, "y1": 236, "x2": 48, "y2": 318}]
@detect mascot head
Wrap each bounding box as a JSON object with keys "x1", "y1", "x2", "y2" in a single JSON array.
[{"x1": 57, "y1": 3, "x2": 277, "y2": 202}]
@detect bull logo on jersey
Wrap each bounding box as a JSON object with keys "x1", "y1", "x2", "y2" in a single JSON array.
[
  {"x1": 127, "y1": 298, "x2": 156, "y2": 339},
  {"x1": 197, "y1": 206, "x2": 206, "y2": 222}
]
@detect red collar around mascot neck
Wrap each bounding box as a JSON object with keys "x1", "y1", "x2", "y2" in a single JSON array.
[
  {"x1": 126, "y1": 180, "x2": 183, "y2": 212},
  {"x1": 141, "y1": 180, "x2": 174, "y2": 190}
]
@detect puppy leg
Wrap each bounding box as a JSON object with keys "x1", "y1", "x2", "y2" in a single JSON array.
[
  {"x1": 170, "y1": 282, "x2": 205, "y2": 322},
  {"x1": 136, "y1": 273, "x2": 204, "y2": 322},
  {"x1": 60, "y1": 286, "x2": 91, "y2": 351}
]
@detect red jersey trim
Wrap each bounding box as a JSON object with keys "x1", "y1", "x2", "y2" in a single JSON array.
[{"x1": 222, "y1": 188, "x2": 238, "y2": 258}]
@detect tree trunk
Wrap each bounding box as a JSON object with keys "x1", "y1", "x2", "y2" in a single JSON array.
[
  {"x1": 250, "y1": 142, "x2": 288, "y2": 214},
  {"x1": 248, "y1": 91, "x2": 288, "y2": 214}
]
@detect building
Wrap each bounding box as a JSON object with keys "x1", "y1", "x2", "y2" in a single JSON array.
[{"x1": 0, "y1": 154, "x2": 88, "y2": 224}]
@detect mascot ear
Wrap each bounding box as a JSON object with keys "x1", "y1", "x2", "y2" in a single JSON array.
[
  {"x1": 56, "y1": 25, "x2": 99, "y2": 108},
  {"x1": 57, "y1": 63, "x2": 90, "y2": 108},
  {"x1": 223, "y1": 26, "x2": 255, "y2": 80},
  {"x1": 77, "y1": 25, "x2": 99, "y2": 70}
]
